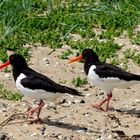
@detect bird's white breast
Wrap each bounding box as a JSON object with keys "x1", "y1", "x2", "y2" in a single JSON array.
[
  {"x1": 16, "y1": 73, "x2": 63, "y2": 101},
  {"x1": 88, "y1": 65, "x2": 139, "y2": 93}
]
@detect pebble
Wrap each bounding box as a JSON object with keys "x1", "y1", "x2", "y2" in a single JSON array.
[
  {"x1": 83, "y1": 87, "x2": 89, "y2": 91},
  {"x1": 62, "y1": 44, "x2": 71, "y2": 50},
  {"x1": 111, "y1": 122, "x2": 119, "y2": 128},
  {"x1": 0, "y1": 133, "x2": 7, "y2": 140},
  {"x1": 62, "y1": 100, "x2": 71, "y2": 107},
  {"x1": 0, "y1": 102, "x2": 7, "y2": 109},
  {"x1": 5, "y1": 73, "x2": 11, "y2": 79},
  {"x1": 107, "y1": 135, "x2": 112, "y2": 139},
  {"x1": 76, "y1": 127, "x2": 89, "y2": 133},
  {"x1": 55, "y1": 61, "x2": 59, "y2": 65},
  {"x1": 43, "y1": 58, "x2": 49, "y2": 64},
  {"x1": 80, "y1": 99, "x2": 85, "y2": 103},
  {"x1": 72, "y1": 99, "x2": 85, "y2": 104},
  {"x1": 58, "y1": 135, "x2": 63, "y2": 139},
  {"x1": 40, "y1": 126, "x2": 46, "y2": 135},
  {"x1": 60, "y1": 99, "x2": 71, "y2": 107},
  {"x1": 131, "y1": 99, "x2": 140, "y2": 106},
  {"x1": 69, "y1": 95, "x2": 74, "y2": 98},
  {"x1": 83, "y1": 112, "x2": 90, "y2": 117},
  {"x1": 74, "y1": 100, "x2": 80, "y2": 104},
  {"x1": 30, "y1": 133, "x2": 38, "y2": 137},
  {"x1": 85, "y1": 93, "x2": 92, "y2": 97}
]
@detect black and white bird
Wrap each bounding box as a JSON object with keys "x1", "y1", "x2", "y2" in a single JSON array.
[
  {"x1": 69, "y1": 48, "x2": 140, "y2": 111},
  {"x1": 0, "y1": 54, "x2": 82, "y2": 123}
]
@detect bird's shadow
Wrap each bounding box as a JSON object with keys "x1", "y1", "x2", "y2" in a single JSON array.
[
  {"x1": 41, "y1": 117, "x2": 100, "y2": 134},
  {"x1": 110, "y1": 107, "x2": 140, "y2": 117}
]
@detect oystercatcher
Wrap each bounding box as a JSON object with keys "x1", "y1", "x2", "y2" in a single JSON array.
[
  {"x1": 0, "y1": 54, "x2": 82, "y2": 123},
  {"x1": 69, "y1": 48, "x2": 140, "y2": 111}
]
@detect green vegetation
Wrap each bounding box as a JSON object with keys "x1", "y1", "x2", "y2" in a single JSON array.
[
  {"x1": 0, "y1": 84, "x2": 23, "y2": 100},
  {"x1": 72, "y1": 77, "x2": 88, "y2": 87},
  {"x1": 131, "y1": 31, "x2": 140, "y2": 45},
  {"x1": 133, "y1": 54, "x2": 140, "y2": 64},
  {"x1": 124, "y1": 49, "x2": 140, "y2": 65},
  {"x1": 1, "y1": 0, "x2": 140, "y2": 62},
  {"x1": 58, "y1": 49, "x2": 73, "y2": 59}
]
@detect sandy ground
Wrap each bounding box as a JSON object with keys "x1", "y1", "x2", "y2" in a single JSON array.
[{"x1": 0, "y1": 40, "x2": 140, "y2": 140}]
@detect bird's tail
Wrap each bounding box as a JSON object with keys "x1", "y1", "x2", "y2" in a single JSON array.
[{"x1": 60, "y1": 85, "x2": 84, "y2": 96}]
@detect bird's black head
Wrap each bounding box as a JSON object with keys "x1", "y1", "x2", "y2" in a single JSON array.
[
  {"x1": 68, "y1": 48, "x2": 100, "y2": 75},
  {"x1": 81, "y1": 49, "x2": 99, "y2": 62},
  {"x1": 0, "y1": 54, "x2": 27, "y2": 70},
  {"x1": 69, "y1": 48, "x2": 100, "y2": 64},
  {"x1": 9, "y1": 54, "x2": 27, "y2": 68},
  {"x1": 0, "y1": 54, "x2": 28, "y2": 81}
]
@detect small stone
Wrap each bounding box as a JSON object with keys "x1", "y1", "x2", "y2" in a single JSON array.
[
  {"x1": 76, "y1": 127, "x2": 88, "y2": 133},
  {"x1": 119, "y1": 43, "x2": 124, "y2": 46},
  {"x1": 5, "y1": 73, "x2": 11, "y2": 79},
  {"x1": 83, "y1": 112, "x2": 90, "y2": 117},
  {"x1": 132, "y1": 99, "x2": 140, "y2": 106},
  {"x1": 55, "y1": 62, "x2": 59, "y2": 65},
  {"x1": 58, "y1": 135, "x2": 63, "y2": 139},
  {"x1": 69, "y1": 95, "x2": 74, "y2": 98},
  {"x1": 62, "y1": 44, "x2": 71, "y2": 50},
  {"x1": 43, "y1": 58, "x2": 49, "y2": 64},
  {"x1": 0, "y1": 102, "x2": 7, "y2": 109},
  {"x1": 30, "y1": 133, "x2": 38, "y2": 137},
  {"x1": 83, "y1": 87, "x2": 89, "y2": 91},
  {"x1": 112, "y1": 122, "x2": 119, "y2": 128},
  {"x1": 74, "y1": 100, "x2": 80, "y2": 104},
  {"x1": 39, "y1": 126, "x2": 46, "y2": 135},
  {"x1": 0, "y1": 133, "x2": 7, "y2": 140},
  {"x1": 112, "y1": 130, "x2": 125, "y2": 137},
  {"x1": 80, "y1": 99, "x2": 85, "y2": 103},
  {"x1": 85, "y1": 93, "x2": 92, "y2": 97},
  {"x1": 62, "y1": 100, "x2": 71, "y2": 107},
  {"x1": 107, "y1": 135, "x2": 112, "y2": 139}
]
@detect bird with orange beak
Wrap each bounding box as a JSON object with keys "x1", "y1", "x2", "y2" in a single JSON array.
[
  {"x1": 69, "y1": 48, "x2": 140, "y2": 111},
  {"x1": 0, "y1": 54, "x2": 82, "y2": 123}
]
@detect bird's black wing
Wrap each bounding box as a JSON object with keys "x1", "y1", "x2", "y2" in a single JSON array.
[
  {"x1": 94, "y1": 63, "x2": 140, "y2": 81},
  {"x1": 21, "y1": 68, "x2": 82, "y2": 96}
]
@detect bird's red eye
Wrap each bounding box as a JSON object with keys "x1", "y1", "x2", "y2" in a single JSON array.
[
  {"x1": 10, "y1": 56, "x2": 14, "y2": 60},
  {"x1": 83, "y1": 50, "x2": 88, "y2": 55}
]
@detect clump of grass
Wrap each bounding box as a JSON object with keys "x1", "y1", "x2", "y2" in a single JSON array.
[
  {"x1": 133, "y1": 54, "x2": 140, "y2": 64},
  {"x1": 58, "y1": 49, "x2": 73, "y2": 59},
  {"x1": 123, "y1": 49, "x2": 140, "y2": 65},
  {"x1": 110, "y1": 58, "x2": 120, "y2": 65},
  {"x1": 131, "y1": 31, "x2": 140, "y2": 45},
  {"x1": 124, "y1": 49, "x2": 135, "y2": 59},
  {"x1": 0, "y1": 84, "x2": 22, "y2": 100},
  {"x1": 72, "y1": 77, "x2": 88, "y2": 87}
]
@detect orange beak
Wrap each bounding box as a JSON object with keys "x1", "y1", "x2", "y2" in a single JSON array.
[
  {"x1": 0, "y1": 61, "x2": 10, "y2": 69},
  {"x1": 68, "y1": 54, "x2": 83, "y2": 64}
]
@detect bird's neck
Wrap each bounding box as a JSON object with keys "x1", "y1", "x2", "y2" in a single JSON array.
[
  {"x1": 12, "y1": 66, "x2": 26, "y2": 81},
  {"x1": 84, "y1": 57, "x2": 100, "y2": 75}
]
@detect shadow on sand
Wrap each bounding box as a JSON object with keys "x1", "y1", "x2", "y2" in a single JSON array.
[
  {"x1": 110, "y1": 107, "x2": 140, "y2": 116},
  {"x1": 42, "y1": 117, "x2": 100, "y2": 134}
]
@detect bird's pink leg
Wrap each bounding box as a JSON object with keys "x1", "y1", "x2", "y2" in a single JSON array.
[
  {"x1": 91, "y1": 92, "x2": 112, "y2": 111},
  {"x1": 105, "y1": 92, "x2": 112, "y2": 111},
  {"x1": 25, "y1": 99, "x2": 45, "y2": 123}
]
